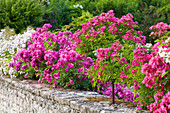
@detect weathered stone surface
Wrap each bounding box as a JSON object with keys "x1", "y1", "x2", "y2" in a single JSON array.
[{"x1": 0, "y1": 76, "x2": 151, "y2": 113}]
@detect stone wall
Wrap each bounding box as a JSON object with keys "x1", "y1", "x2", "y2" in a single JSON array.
[{"x1": 0, "y1": 76, "x2": 150, "y2": 113}]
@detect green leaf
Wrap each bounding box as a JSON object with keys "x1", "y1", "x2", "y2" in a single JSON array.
[{"x1": 162, "y1": 71, "x2": 168, "y2": 78}]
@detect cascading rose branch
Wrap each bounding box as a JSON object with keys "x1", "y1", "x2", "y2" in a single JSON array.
[
  {"x1": 9, "y1": 24, "x2": 93, "y2": 89},
  {"x1": 125, "y1": 22, "x2": 170, "y2": 113},
  {"x1": 144, "y1": 24, "x2": 170, "y2": 113}
]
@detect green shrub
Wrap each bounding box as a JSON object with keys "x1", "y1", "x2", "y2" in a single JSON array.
[
  {"x1": 133, "y1": 0, "x2": 170, "y2": 43},
  {"x1": 99, "y1": 0, "x2": 139, "y2": 18},
  {"x1": 74, "y1": 0, "x2": 139, "y2": 18},
  {"x1": 0, "y1": 0, "x2": 45, "y2": 33},
  {"x1": 62, "y1": 11, "x2": 94, "y2": 33},
  {"x1": 42, "y1": 0, "x2": 82, "y2": 31},
  {"x1": 158, "y1": 1, "x2": 170, "y2": 24}
]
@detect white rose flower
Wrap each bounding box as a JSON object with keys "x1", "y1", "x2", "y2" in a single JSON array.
[
  {"x1": 165, "y1": 57, "x2": 170, "y2": 63},
  {"x1": 93, "y1": 50, "x2": 98, "y2": 56},
  {"x1": 165, "y1": 37, "x2": 170, "y2": 43},
  {"x1": 145, "y1": 43, "x2": 152, "y2": 48}
]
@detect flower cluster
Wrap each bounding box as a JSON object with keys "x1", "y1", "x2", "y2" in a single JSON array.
[
  {"x1": 149, "y1": 91, "x2": 170, "y2": 113},
  {"x1": 141, "y1": 56, "x2": 167, "y2": 87},
  {"x1": 101, "y1": 83, "x2": 138, "y2": 102},
  {"x1": 90, "y1": 79, "x2": 137, "y2": 102},
  {"x1": 149, "y1": 22, "x2": 170, "y2": 39}
]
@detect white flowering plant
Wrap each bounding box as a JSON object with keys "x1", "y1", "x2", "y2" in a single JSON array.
[{"x1": 0, "y1": 27, "x2": 35, "y2": 76}]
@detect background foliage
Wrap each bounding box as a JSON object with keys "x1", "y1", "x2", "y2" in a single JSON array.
[
  {"x1": 62, "y1": 11, "x2": 94, "y2": 33},
  {"x1": 1, "y1": 0, "x2": 169, "y2": 36},
  {"x1": 0, "y1": 0, "x2": 45, "y2": 33},
  {"x1": 42, "y1": 0, "x2": 82, "y2": 31}
]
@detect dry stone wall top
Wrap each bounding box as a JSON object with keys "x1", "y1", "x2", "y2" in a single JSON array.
[{"x1": 0, "y1": 76, "x2": 150, "y2": 113}]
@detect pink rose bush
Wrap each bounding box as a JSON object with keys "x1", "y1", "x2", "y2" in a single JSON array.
[
  {"x1": 9, "y1": 24, "x2": 93, "y2": 90},
  {"x1": 71, "y1": 10, "x2": 146, "y2": 102}
]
